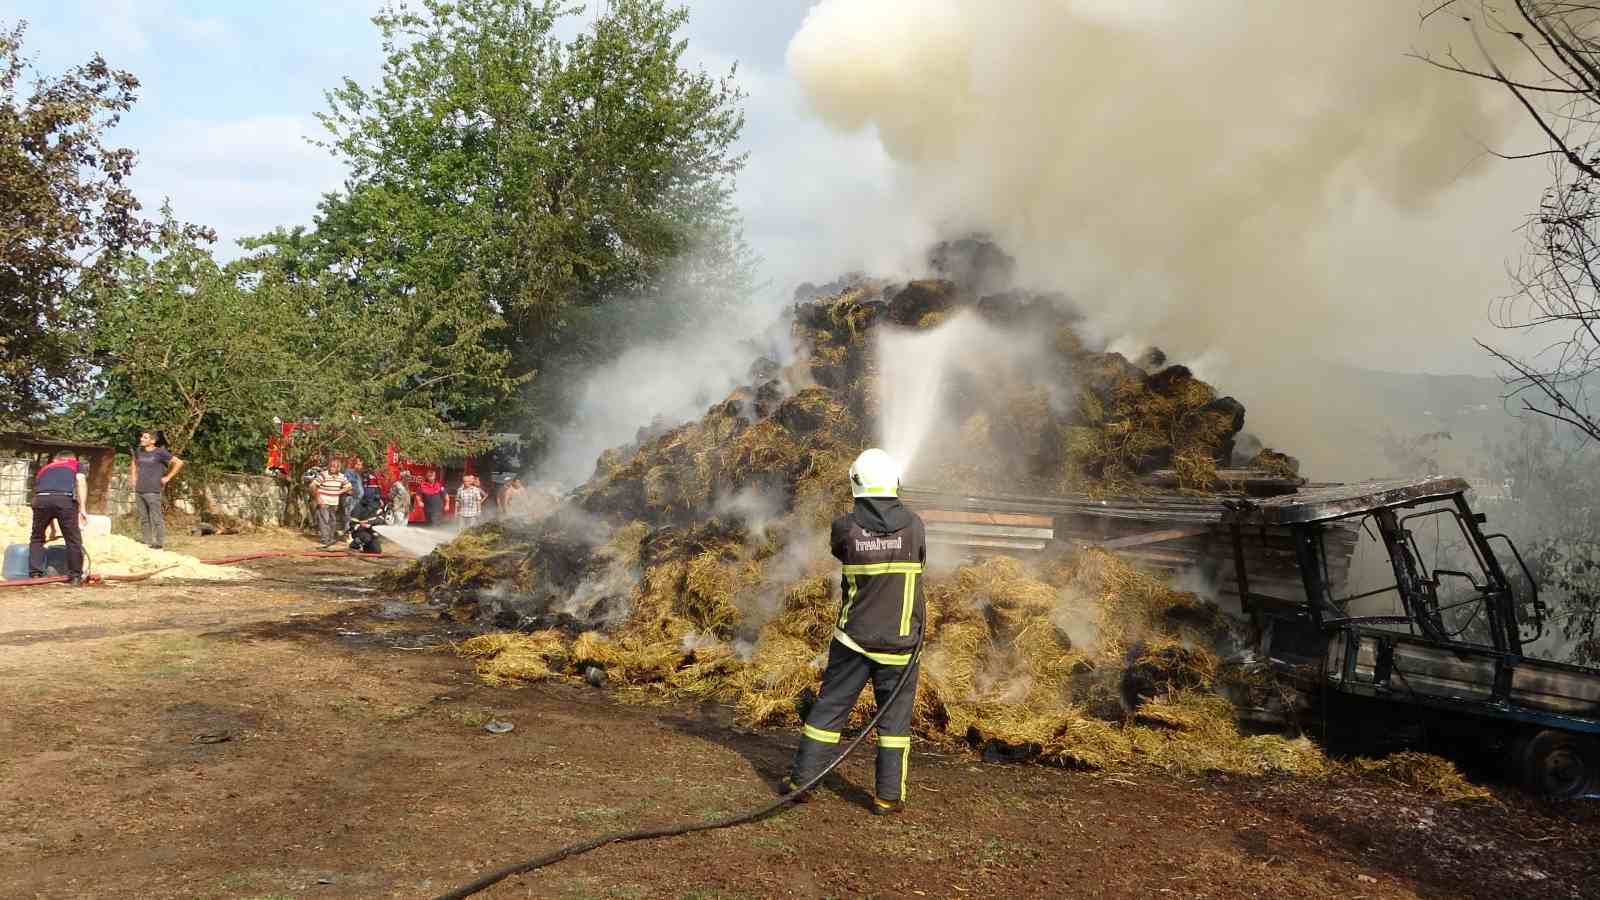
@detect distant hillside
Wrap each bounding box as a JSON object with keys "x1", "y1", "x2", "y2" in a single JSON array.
[{"x1": 1240, "y1": 363, "x2": 1518, "y2": 483}]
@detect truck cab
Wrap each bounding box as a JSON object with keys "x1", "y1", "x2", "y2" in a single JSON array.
[{"x1": 1224, "y1": 477, "x2": 1599, "y2": 799}]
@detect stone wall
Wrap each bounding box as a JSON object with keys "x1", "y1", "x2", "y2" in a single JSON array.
[
  {"x1": 110, "y1": 472, "x2": 288, "y2": 526},
  {"x1": 0, "y1": 458, "x2": 285, "y2": 525}
]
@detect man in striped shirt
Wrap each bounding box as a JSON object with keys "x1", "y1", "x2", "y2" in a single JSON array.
[{"x1": 308, "y1": 455, "x2": 352, "y2": 547}]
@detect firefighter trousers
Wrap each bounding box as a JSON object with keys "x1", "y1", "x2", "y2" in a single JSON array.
[{"x1": 789, "y1": 637, "x2": 919, "y2": 802}]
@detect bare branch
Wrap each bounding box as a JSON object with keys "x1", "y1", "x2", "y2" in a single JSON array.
[
  {"x1": 1408, "y1": 51, "x2": 1590, "y2": 93},
  {"x1": 1473, "y1": 26, "x2": 1600, "y2": 179},
  {"x1": 1421, "y1": 0, "x2": 1465, "y2": 24}
]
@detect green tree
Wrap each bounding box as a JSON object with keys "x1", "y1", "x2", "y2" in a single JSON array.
[
  {"x1": 68, "y1": 211, "x2": 518, "y2": 515},
  {"x1": 0, "y1": 22, "x2": 209, "y2": 426},
  {"x1": 247, "y1": 0, "x2": 751, "y2": 437}
]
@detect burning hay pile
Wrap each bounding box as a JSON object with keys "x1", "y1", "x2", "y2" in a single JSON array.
[{"x1": 385, "y1": 242, "x2": 1485, "y2": 799}]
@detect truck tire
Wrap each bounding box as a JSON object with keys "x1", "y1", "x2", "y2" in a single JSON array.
[{"x1": 1519, "y1": 729, "x2": 1595, "y2": 801}]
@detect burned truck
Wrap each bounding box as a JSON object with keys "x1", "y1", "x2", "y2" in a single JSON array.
[{"x1": 1224, "y1": 477, "x2": 1600, "y2": 799}]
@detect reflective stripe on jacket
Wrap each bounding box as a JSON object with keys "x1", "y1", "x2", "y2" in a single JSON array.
[{"x1": 830, "y1": 510, "x2": 926, "y2": 654}]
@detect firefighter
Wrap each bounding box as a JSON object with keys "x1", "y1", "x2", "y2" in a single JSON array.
[
  {"x1": 787, "y1": 448, "x2": 925, "y2": 815},
  {"x1": 346, "y1": 489, "x2": 384, "y2": 554}
]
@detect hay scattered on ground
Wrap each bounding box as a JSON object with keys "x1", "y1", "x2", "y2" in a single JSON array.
[
  {"x1": 1342, "y1": 751, "x2": 1494, "y2": 803},
  {"x1": 1, "y1": 507, "x2": 250, "y2": 581},
  {"x1": 449, "y1": 545, "x2": 1482, "y2": 799}
]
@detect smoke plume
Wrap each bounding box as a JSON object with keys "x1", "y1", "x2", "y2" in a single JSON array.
[{"x1": 788, "y1": 0, "x2": 1545, "y2": 460}]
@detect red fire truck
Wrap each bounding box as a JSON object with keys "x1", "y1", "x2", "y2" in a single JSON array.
[{"x1": 265, "y1": 421, "x2": 520, "y2": 524}]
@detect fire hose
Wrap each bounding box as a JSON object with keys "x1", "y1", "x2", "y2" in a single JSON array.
[
  {"x1": 0, "y1": 548, "x2": 396, "y2": 588},
  {"x1": 433, "y1": 641, "x2": 925, "y2": 900},
  {"x1": 6, "y1": 535, "x2": 923, "y2": 896}
]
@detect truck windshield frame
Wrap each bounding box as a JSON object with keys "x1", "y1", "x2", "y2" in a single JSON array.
[
  {"x1": 1225, "y1": 481, "x2": 1540, "y2": 655},
  {"x1": 1291, "y1": 493, "x2": 1524, "y2": 653}
]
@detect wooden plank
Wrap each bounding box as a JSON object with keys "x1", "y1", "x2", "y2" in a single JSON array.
[
  {"x1": 1091, "y1": 526, "x2": 1212, "y2": 551},
  {"x1": 927, "y1": 536, "x2": 1050, "y2": 551},
  {"x1": 919, "y1": 509, "x2": 1053, "y2": 528},
  {"x1": 926, "y1": 523, "x2": 1055, "y2": 540},
  {"x1": 1139, "y1": 468, "x2": 1305, "y2": 496}
]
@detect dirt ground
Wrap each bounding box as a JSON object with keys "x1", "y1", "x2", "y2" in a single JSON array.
[{"x1": 1, "y1": 529, "x2": 1595, "y2": 900}]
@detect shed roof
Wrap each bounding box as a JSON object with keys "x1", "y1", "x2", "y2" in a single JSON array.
[
  {"x1": 0, "y1": 432, "x2": 116, "y2": 454},
  {"x1": 1221, "y1": 476, "x2": 1470, "y2": 526}
]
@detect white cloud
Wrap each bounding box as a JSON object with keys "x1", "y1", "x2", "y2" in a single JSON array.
[
  {"x1": 174, "y1": 15, "x2": 231, "y2": 44},
  {"x1": 131, "y1": 115, "x2": 348, "y2": 252},
  {"x1": 93, "y1": 0, "x2": 148, "y2": 56}
]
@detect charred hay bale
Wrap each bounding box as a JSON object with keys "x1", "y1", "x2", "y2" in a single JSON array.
[
  {"x1": 377, "y1": 524, "x2": 536, "y2": 595},
  {"x1": 973, "y1": 290, "x2": 1043, "y2": 326},
  {"x1": 772, "y1": 388, "x2": 846, "y2": 438},
  {"x1": 748, "y1": 356, "x2": 781, "y2": 383},
  {"x1": 1196, "y1": 397, "x2": 1246, "y2": 465},
  {"x1": 1247, "y1": 447, "x2": 1300, "y2": 478},
  {"x1": 885, "y1": 279, "x2": 959, "y2": 326},
  {"x1": 1078, "y1": 352, "x2": 1149, "y2": 399},
  {"x1": 727, "y1": 419, "x2": 805, "y2": 482},
  {"x1": 1056, "y1": 353, "x2": 1246, "y2": 488},
  {"x1": 928, "y1": 238, "x2": 1016, "y2": 295},
  {"x1": 1146, "y1": 364, "x2": 1200, "y2": 396},
  {"x1": 753, "y1": 379, "x2": 786, "y2": 419},
  {"x1": 1068, "y1": 665, "x2": 1128, "y2": 720},
  {"x1": 1119, "y1": 638, "x2": 1222, "y2": 712}
]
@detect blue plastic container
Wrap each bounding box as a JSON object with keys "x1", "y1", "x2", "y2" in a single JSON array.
[
  {"x1": 3, "y1": 543, "x2": 30, "y2": 581},
  {"x1": 3, "y1": 543, "x2": 69, "y2": 579}
]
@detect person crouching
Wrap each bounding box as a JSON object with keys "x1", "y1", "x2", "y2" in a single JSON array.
[
  {"x1": 347, "y1": 490, "x2": 384, "y2": 554},
  {"x1": 29, "y1": 449, "x2": 88, "y2": 585}
]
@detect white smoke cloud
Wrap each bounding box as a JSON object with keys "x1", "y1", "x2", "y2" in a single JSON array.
[
  {"x1": 787, "y1": 0, "x2": 1549, "y2": 459},
  {"x1": 535, "y1": 290, "x2": 794, "y2": 489},
  {"x1": 877, "y1": 311, "x2": 1069, "y2": 481}
]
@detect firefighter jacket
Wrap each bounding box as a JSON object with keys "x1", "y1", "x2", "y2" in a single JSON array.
[{"x1": 830, "y1": 497, "x2": 926, "y2": 657}]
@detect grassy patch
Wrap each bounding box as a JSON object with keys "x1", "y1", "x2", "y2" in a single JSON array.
[{"x1": 449, "y1": 707, "x2": 497, "y2": 728}]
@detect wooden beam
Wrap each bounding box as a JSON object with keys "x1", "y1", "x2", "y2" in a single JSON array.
[
  {"x1": 925, "y1": 523, "x2": 1055, "y2": 540},
  {"x1": 1091, "y1": 526, "x2": 1213, "y2": 551},
  {"x1": 919, "y1": 508, "x2": 1053, "y2": 528}
]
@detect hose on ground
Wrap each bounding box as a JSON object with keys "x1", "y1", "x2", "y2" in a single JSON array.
[
  {"x1": 0, "y1": 548, "x2": 394, "y2": 588},
  {"x1": 433, "y1": 642, "x2": 924, "y2": 900}
]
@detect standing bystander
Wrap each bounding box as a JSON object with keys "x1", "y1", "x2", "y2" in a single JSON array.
[
  {"x1": 130, "y1": 430, "x2": 183, "y2": 550},
  {"x1": 342, "y1": 457, "x2": 365, "y2": 531},
  {"x1": 310, "y1": 455, "x2": 352, "y2": 547},
  {"x1": 29, "y1": 449, "x2": 88, "y2": 584},
  {"x1": 455, "y1": 475, "x2": 487, "y2": 531},
  {"x1": 417, "y1": 470, "x2": 446, "y2": 526},
  {"x1": 388, "y1": 477, "x2": 411, "y2": 527},
  {"x1": 500, "y1": 478, "x2": 528, "y2": 519}
]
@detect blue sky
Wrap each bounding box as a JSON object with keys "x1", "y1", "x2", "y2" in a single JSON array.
[{"x1": 9, "y1": 0, "x2": 889, "y2": 285}]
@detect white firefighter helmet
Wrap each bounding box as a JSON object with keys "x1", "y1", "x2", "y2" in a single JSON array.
[{"x1": 849, "y1": 448, "x2": 901, "y2": 498}]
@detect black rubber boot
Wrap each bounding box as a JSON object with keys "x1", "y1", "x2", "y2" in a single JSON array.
[{"x1": 870, "y1": 797, "x2": 904, "y2": 816}]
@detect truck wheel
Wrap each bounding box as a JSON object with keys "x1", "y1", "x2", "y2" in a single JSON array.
[{"x1": 1520, "y1": 729, "x2": 1595, "y2": 801}]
